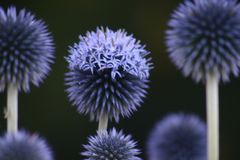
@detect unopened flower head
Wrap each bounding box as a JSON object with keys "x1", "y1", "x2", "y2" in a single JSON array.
[
  {"x1": 82, "y1": 128, "x2": 141, "y2": 160},
  {"x1": 147, "y1": 113, "x2": 207, "y2": 160},
  {"x1": 65, "y1": 27, "x2": 152, "y2": 121},
  {"x1": 0, "y1": 6, "x2": 54, "y2": 91},
  {"x1": 166, "y1": 0, "x2": 240, "y2": 82},
  {"x1": 0, "y1": 131, "x2": 53, "y2": 160}
]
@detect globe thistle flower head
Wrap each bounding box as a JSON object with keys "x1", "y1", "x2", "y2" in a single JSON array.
[
  {"x1": 0, "y1": 6, "x2": 54, "y2": 92},
  {"x1": 147, "y1": 113, "x2": 206, "y2": 160},
  {"x1": 0, "y1": 131, "x2": 53, "y2": 160},
  {"x1": 65, "y1": 27, "x2": 152, "y2": 121},
  {"x1": 166, "y1": 0, "x2": 240, "y2": 82},
  {"x1": 82, "y1": 128, "x2": 141, "y2": 160}
]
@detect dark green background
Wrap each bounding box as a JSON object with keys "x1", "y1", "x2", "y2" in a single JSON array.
[{"x1": 0, "y1": 0, "x2": 239, "y2": 159}]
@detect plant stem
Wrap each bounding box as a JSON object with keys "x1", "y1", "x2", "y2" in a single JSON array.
[
  {"x1": 6, "y1": 83, "x2": 18, "y2": 133},
  {"x1": 206, "y1": 74, "x2": 219, "y2": 160},
  {"x1": 98, "y1": 113, "x2": 108, "y2": 131}
]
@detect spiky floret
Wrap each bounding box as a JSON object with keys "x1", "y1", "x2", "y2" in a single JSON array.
[
  {"x1": 0, "y1": 6, "x2": 54, "y2": 92},
  {"x1": 82, "y1": 128, "x2": 141, "y2": 160},
  {"x1": 166, "y1": 0, "x2": 240, "y2": 82},
  {"x1": 65, "y1": 27, "x2": 152, "y2": 121},
  {"x1": 0, "y1": 131, "x2": 53, "y2": 160},
  {"x1": 147, "y1": 113, "x2": 206, "y2": 160}
]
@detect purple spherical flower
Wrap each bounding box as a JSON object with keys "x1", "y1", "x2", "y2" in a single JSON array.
[
  {"x1": 166, "y1": 0, "x2": 240, "y2": 82},
  {"x1": 82, "y1": 128, "x2": 141, "y2": 160},
  {"x1": 0, "y1": 6, "x2": 54, "y2": 92},
  {"x1": 65, "y1": 27, "x2": 152, "y2": 121},
  {"x1": 147, "y1": 113, "x2": 206, "y2": 160},
  {"x1": 0, "y1": 131, "x2": 53, "y2": 160}
]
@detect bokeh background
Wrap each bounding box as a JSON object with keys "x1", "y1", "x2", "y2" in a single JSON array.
[{"x1": 0, "y1": 0, "x2": 239, "y2": 159}]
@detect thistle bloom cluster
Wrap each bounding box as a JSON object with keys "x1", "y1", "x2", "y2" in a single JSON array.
[
  {"x1": 0, "y1": 6, "x2": 54, "y2": 91},
  {"x1": 0, "y1": 2, "x2": 219, "y2": 160},
  {"x1": 0, "y1": 131, "x2": 53, "y2": 160},
  {"x1": 65, "y1": 27, "x2": 152, "y2": 121},
  {"x1": 82, "y1": 128, "x2": 141, "y2": 160},
  {"x1": 147, "y1": 113, "x2": 206, "y2": 160},
  {"x1": 166, "y1": 0, "x2": 240, "y2": 82}
]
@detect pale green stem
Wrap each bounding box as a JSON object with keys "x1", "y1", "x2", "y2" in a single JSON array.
[
  {"x1": 6, "y1": 83, "x2": 18, "y2": 133},
  {"x1": 206, "y1": 74, "x2": 219, "y2": 160},
  {"x1": 98, "y1": 113, "x2": 108, "y2": 131}
]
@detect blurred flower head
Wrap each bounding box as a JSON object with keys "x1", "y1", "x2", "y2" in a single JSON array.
[
  {"x1": 0, "y1": 131, "x2": 53, "y2": 160},
  {"x1": 82, "y1": 128, "x2": 141, "y2": 160},
  {"x1": 0, "y1": 6, "x2": 54, "y2": 92},
  {"x1": 147, "y1": 113, "x2": 206, "y2": 160},
  {"x1": 166, "y1": 0, "x2": 240, "y2": 82},
  {"x1": 65, "y1": 27, "x2": 152, "y2": 121}
]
